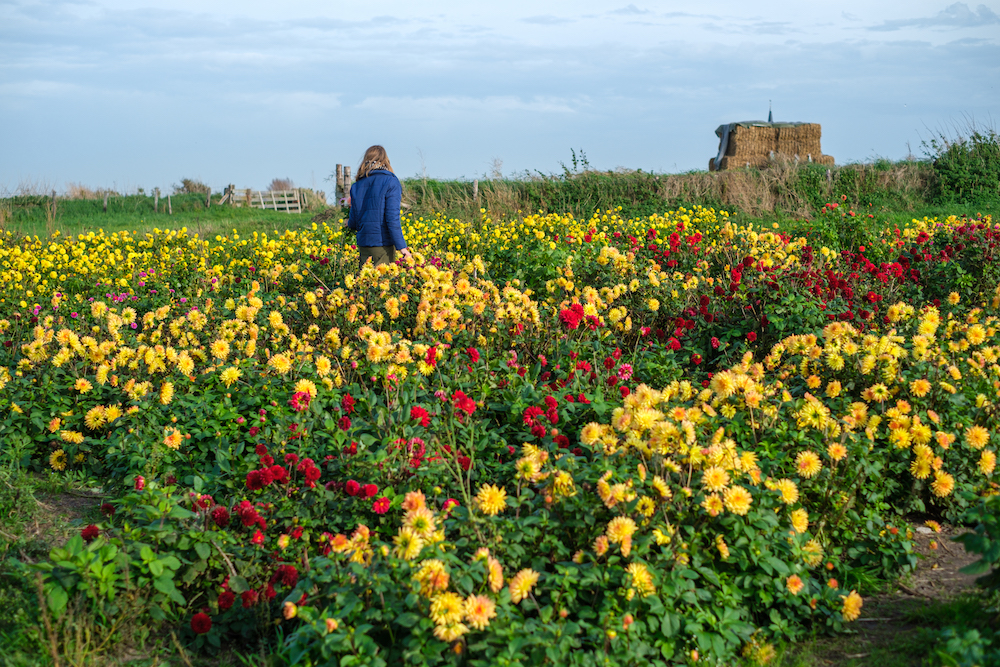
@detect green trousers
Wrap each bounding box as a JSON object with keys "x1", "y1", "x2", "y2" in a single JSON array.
[{"x1": 358, "y1": 245, "x2": 396, "y2": 269}]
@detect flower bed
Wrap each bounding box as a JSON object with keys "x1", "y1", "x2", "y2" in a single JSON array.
[{"x1": 1, "y1": 207, "x2": 998, "y2": 665}]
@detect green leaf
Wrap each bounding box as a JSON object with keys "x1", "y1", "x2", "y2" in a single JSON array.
[
  {"x1": 168, "y1": 506, "x2": 196, "y2": 520},
  {"x1": 959, "y1": 560, "x2": 992, "y2": 576},
  {"x1": 395, "y1": 612, "x2": 420, "y2": 628},
  {"x1": 229, "y1": 576, "x2": 250, "y2": 593},
  {"x1": 194, "y1": 541, "x2": 211, "y2": 561},
  {"x1": 47, "y1": 586, "x2": 68, "y2": 618},
  {"x1": 765, "y1": 557, "x2": 790, "y2": 576},
  {"x1": 661, "y1": 613, "x2": 680, "y2": 637}
]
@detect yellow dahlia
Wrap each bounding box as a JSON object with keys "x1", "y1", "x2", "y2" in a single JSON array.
[
  {"x1": 159, "y1": 381, "x2": 174, "y2": 405},
  {"x1": 606, "y1": 516, "x2": 637, "y2": 544},
  {"x1": 930, "y1": 471, "x2": 955, "y2": 497},
  {"x1": 430, "y1": 592, "x2": 464, "y2": 626},
  {"x1": 796, "y1": 451, "x2": 823, "y2": 478},
  {"x1": 841, "y1": 590, "x2": 863, "y2": 621},
  {"x1": 404, "y1": 507, "x2": 437, "y2": 538},
  {"x1": 775, "y1": 478, "x2": 799, "y2": 504},
  {"x1": 476, "y1": 484, "x2": 507, "y2": 516},
  {"x1": 723, "y1": 486, "x2": 752, "y2": 516},
  {"x1": 220, "y1": 367, "x2": 242, "y2": 387},
  {"x1": 392, "y1": 527, "x2": 423, "y2": 561},
  {"x1": 294, "y1": 379, "x2": 318, "y2": 398},
  {"x1": 414, "y1": 559, "x2": 449, "y2": 597},
  {"x1": 210, "y1": 339, "x2": 230, "y2": 361},
  {"x1": 702, "y1": 493, "x2": 724, "y2": 516},
  {"x1": 790, "y1": 508, "x2": 809, "y2": 534},
  {"x1": 701, "y1": 466, "x2": 730, "y2": 493},
  {"x1": 433, "y1": 622, "x2": 468, "y2": 642},
  {"x1": 802, "y1": 539, "x2": 824, "y2": 567},
  {"x1": 49, "y1": 449, "x2": 67, "y2": 471},
  {"x1": 163, "y1": 427, "x2": 183, "y2": 450},
  {"x1": 464, "y1": 594, "x2": 496, "y2": 630},
  {"x1": 269, "y1": 353, "x2": 292, "y2": 374},
  {"x1": 508, "y1": 568, "x2": 539, "y2": 604},
  {"x1": 626, "y1": 562, "x2": 655, "y2": 597},
  {"x1": 910, "y1": 378, "x2": 931, "y2": 397},
  {"x1": 786, "y1": 574, "x2": 804, "y2": 595},
  {"x1": 487, "y1": 557, "x2": 504, "y2": 592},
  {"x1": 978, "y1": 450, "x2": 996, "y2": 476},
  {"x1": 84, "y1": 406, "x2": 106, "y2": 430},
  {"x1": 966, "y1": 425, "x2": 990, "y2": 450}
]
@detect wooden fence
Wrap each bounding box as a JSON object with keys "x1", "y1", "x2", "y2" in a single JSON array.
[{"x1": 218, "y1": 186, "x2": 307, "y2": 213}]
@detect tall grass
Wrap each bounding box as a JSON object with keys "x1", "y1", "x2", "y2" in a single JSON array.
[
  {"x1": 399, "y1": 159, "x2": 945, "y2": 221},
  {"x1": 0, "y1": 193, "x2": 321, "y2": 239}
]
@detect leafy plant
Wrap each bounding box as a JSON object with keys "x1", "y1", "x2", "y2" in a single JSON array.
[{"x1": 925, "y1": 125, "x2": 1000, "y2": 204}]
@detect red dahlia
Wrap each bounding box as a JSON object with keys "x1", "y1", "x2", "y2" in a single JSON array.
[{"x1": 191, "y1": 612, "x2": 212, "y2": 635}]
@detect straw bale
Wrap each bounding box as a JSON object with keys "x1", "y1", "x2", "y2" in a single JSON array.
[
  {"x1": 712, "y1": 156, "x2": 771, "y2": 171},
  {"x1": 711, "y1": 153, "x2": 834, "y2": 171},
  {"x1": 726, "y1": 125, "x2": 777, "y2": 157},
  {"x1": 713, "y1": 122, "x2": 830, "y2": 170},
  {"x1": 774, "y1": 126, "x2": 821, "y2": 157}
]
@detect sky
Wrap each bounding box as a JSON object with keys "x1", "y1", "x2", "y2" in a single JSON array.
[{"x1": 1, "y1": 0, "x2": 998, "y2": 195}]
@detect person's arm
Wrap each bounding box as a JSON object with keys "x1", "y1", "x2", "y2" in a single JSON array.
[
  {"x1": 385, "y1": 177, "x2": 407, "y2": 251},
  {"x1": 346, "y1": 183, "x2": 358, "y2": 231}
]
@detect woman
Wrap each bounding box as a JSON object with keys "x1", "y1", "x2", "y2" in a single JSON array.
[{"x1": 347, "y1": 145, "x2": 412, "y2": 268}]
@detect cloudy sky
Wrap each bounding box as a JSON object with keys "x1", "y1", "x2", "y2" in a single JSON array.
[{"x1": 1, "y1": 0, "x2": 998, "y2": 194}]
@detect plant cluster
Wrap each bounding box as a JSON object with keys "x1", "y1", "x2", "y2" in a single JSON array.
[{"x1": 0, "y1": 205, "x2": 997, "y2": 665}]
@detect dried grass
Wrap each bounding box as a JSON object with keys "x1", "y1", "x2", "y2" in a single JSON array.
[{"x1": 268, "y1": 178, "x2": 294, "y2": 192}]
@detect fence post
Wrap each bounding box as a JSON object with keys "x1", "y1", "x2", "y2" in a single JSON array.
[
  {"x1": 473, "y1": 179, "x2": 479, "y2": 203},
  {"x1": 344, "y1": 167, "x2": 351, "y2": 199},
  {"x1": 335, "y1": 164, "x2": 343, "y2": 205},
  {"x1": 167, "y1": 194, "x2": 172, "y2": 215},
  {"x1": 51, "y1": 190, "x2": 57, "y2": 217},
  {"x1": 103, "y1": 192, "x2": 108, "y2": 213},
  {"x1": 206, "y1": 190, "x2": 211, "y2": 208},
  {"x1": 154, "y1": 188, "x2": 159, "y2": 213}
]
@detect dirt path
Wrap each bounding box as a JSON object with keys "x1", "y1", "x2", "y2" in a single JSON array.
[
  {"x1": 790, "y1": 522, "x2": 985, "y2": 666},
  {"x1": 12, "y1": 490, "x2": 102, "y2": 560}
]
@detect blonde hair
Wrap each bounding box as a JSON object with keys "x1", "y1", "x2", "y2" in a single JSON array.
[{"x1": 356, "y1": 145, "x2": 394, "y2": 179}]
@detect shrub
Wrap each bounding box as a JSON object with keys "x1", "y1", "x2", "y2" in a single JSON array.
[
  {"x1": 269, "y1": 178, "x2": 295, "y2": 191},
  {"x1": 925, "y1": 126, "x2": 1000, "y2": 204},
  {"x1": 173, "y1": 178, "x2": 211, "y2": 196}
]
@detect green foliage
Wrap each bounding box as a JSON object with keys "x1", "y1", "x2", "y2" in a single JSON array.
[
  {"x1": 926, "y1": 127, "x2": 1000, "y2": 204},
  {"x1": 173, "y1": 179, "x2": 212, "y2": 196},
  {"x1": 934, "y1": 627, "x2": 1000, "y2": 667},
  {"x1": 954, "y1": 493, "x2": 1000, "y2": 592},
  {"x1": 0, "y1": 193, "x2": 317, "y2": 239}
]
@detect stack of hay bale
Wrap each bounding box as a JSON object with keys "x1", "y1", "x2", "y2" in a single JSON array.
[{"x1": 709, "y1": 121, "x2": 835, "y2": 171}]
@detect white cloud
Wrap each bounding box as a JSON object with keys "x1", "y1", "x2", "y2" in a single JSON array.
[
  {"x1": 1, "y1": 0, "x2": 998, "y2": 188},
  {"x1": 520, "y1": 14, "x2": 575, "y2": 25},
  {"x1": 611, "y1": 4, "x2": 651, "y2": 15},
  {"x1": 869, "y1": 2, "x2": 1000, "y2": 30},
  {"x1": 354, "y1": 95, "x2": 582, "y2": 117}
]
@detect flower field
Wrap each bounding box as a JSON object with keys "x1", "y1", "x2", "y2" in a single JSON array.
[{"x1": 1, "y1": 203, "x2": 999, "y2": 665}]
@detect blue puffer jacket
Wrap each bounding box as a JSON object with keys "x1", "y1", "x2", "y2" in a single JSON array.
[{"x1": 347, "y1": 169, "x2": 406, "y2": 250}]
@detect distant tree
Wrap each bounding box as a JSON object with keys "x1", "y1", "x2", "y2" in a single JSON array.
[
  {"x1": 173, "y1": 178, "x2": 211, "y2": 195},
  {"x1": 269, "y1": 178, "x2": 294, "y2": 191}
]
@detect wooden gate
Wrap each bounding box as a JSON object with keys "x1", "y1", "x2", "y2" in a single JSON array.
[{"x1": 218, "y1": 186, "x2": 305, "y2": 212}]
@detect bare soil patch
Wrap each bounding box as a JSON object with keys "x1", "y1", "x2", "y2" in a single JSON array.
[
  {"x1": 788, "y1": 522, "x2": 986, "y2": 667},
  {"x1": 18, "y1": 490, "x2": 102, "y2": 559}
]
